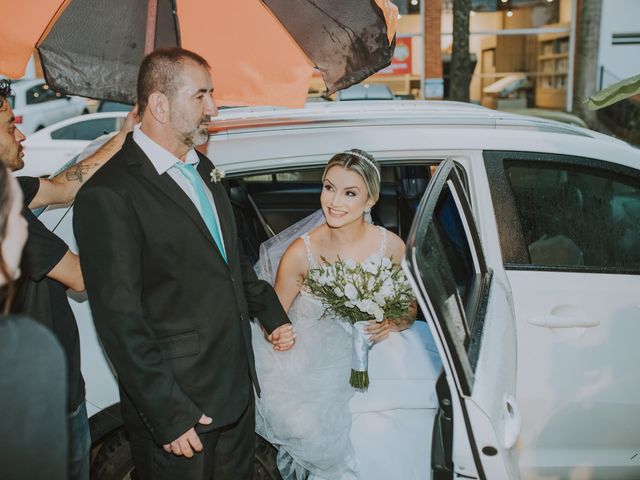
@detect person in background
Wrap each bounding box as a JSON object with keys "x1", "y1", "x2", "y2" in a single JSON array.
[
  {"x1": 0, "y1": 164, "x2": 68, "y2": 480},
  {"x1": 0, "y1": 77, "x2": 137, "y2": 479}
]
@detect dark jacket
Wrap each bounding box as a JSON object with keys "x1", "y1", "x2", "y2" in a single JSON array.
[{"x1": 74, "y1": 134, "x2": 288, "y2": 445}]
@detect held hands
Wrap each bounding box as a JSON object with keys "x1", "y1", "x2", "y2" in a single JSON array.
[
  {"x1": 162, "y1": 414, "x2": 212, "y2": 458},
  {"x1": 267, "y1": 324, "x2": 296, "y2": 352}
]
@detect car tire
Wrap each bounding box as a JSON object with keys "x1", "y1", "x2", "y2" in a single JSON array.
[
  {"x1": 82, "y1": 109, "x2": 89, "y2": 115},
  {"x1": 90, "y1": 429, "x2": 133, "y2": 480},
  {"x1": 90, "y1": 428, "x2": 283, "y2": 480}
]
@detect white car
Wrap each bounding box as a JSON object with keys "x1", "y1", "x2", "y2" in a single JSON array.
[
  {"x1": 39, "y1": 101, "x2": 640, "y2": 479},
  {"x1": 8, "y1": 79, "x2": 88, "y2": 136},
  {"x1": 18, "y1": 112, "x2": 129, "y2": 178}
]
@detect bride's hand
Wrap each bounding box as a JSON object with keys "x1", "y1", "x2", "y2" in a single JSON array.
[
  {"x1": 266, "y1": 323, "x2": 297, "y2": 351},
  {"x1": 365, "y1": 319, "x2": 400, "y2": 343},
  {"x1": 365, "y1": 319, "x2": 413, "y2": 343}
]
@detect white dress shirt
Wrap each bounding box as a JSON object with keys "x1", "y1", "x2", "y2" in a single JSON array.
[{"x1": 133, "y1": 125, "x2": 227, "y2": 258}]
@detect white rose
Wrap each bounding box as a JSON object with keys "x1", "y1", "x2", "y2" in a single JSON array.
[
  {"x1": 344, "y1": 259, "x2": 357, "y2": 269},
  {"x1": 381, "y1": 257, "x2": 392, "y2": 268},
  {"x1": 355, "y1": 299, "x2": 372, "y2": 313},
  {"x1": 363, "y1": 261, "x2": 378, "y2": 274},
  {"x1": 372, "y1": 305, "x2": 385, "y2": 322},
  {"x1": 344, "y1": 283, "x2": 358, "y2": 301},
  {"x1": 355, "y1": 300, "x2": 367, "y2": 314},
  {"x1": 366, "y1": 277, "x2": 375, "y2": 290},
  {"x1": 373, "y1": 292, "x2": 387, "y2": 306}
]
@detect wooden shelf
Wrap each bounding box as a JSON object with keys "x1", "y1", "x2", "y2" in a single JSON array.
[
  {"x1": 538, "y1": 53, "x2": 569, "y2": 60},
  {"x1": 539, "y1": 72, "x2": 569, "y2": 76},
  {"x1": 535, "y1": 23, "x2": 570, "y2": 109}
]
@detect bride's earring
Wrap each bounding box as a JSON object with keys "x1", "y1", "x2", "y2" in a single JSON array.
[{"x1": 364, "y1": 208, "x2": 371, "y2": 214}]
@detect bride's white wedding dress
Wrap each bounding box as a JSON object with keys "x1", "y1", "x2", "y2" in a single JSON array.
[{"x1": 252, "y1": 226, "x2": 441, "y2": 480}]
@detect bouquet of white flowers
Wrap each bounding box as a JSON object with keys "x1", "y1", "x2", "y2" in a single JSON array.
[{"x1": 306, "y1": 256, "x2": 414, "y2": 389}]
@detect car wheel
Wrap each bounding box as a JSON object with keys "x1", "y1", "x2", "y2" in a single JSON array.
[
  {"x1": 90, "y1": 429, "x2": 134, "y2": 480},
  {"x1": 82, "y1": 109, "x2": 89, "y2": 115},
  {"x1": 90, "y1": 428, "x2": 283, "y2": 480}
]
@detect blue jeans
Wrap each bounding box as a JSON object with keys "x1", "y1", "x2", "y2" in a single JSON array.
[{"x1": 68, "y1": 402, "x2": 91, "y2": 480}]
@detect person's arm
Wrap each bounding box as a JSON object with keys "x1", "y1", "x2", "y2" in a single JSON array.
[
  {"x1": 28, "y1": 107, "x2": 138, "y2": 210},
  {"x1": 238, "y1": 238, "x2": 305, "y2": 352},
  {"x1": 273, "y1": 238, "x2": 308, "y2": 312},
  {"x1": 366, "y1": 231, "x2": 416, "y2": 343},
  {"x1": 74, "y1": 183, "x2": 202, "y2": 446},
  {"x1": 47, "y1": 250, "x2": 84, "y2": 292}
]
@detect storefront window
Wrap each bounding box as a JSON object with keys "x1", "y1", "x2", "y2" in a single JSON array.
[{"x1": 306, "y1": 0, "x2": 575, "y2": 112}]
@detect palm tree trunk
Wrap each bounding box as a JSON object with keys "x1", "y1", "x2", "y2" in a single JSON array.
[
  {"x1": 450, "y1": 0, "x2": 471, "y2": 102},
  {"x1": 573, "y1": 0, "x2": 602, "y2": 126}
]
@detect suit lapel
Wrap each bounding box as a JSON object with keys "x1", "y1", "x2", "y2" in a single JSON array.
[
  {"x1": 197, "y1": 155, "x2": 234, "y2": 263},
  {"x1": 125, "y1": 138, "x2": 225, "y2": 261}
]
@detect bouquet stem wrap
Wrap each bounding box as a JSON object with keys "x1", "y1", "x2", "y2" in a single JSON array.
[{"x1": 350, "y1": 322, "x2": 375, "y2": 389}]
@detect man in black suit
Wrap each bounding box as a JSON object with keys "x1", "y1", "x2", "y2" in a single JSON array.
[{"x1": 74, "y1": 48, "x2": 294, "y2": 480}]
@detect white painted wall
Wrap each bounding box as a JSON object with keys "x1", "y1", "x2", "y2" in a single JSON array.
[{"x1": 598, "y1": 0, "x2": 640, "y2": 88}]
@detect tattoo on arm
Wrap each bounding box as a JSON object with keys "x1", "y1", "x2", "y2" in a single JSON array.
[{"x1": 65, "y1": 163, "x2": 99, "y2": 183}]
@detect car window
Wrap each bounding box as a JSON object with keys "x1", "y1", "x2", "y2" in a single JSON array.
[
  {"x1": 410, "y1": 162, "x2": 487, "y2": 393},
  {"x1": 25, "y1": 83, "x2": 60, "y2": 105},
  {"x1": 506, "y1": 161, "x2": 640, "y2": 271},
  {"x1": 50, "y1": 118, "x2": 118, "y2": 141},
  {"x1": 97, "y1": 101, "x2": 131, "y2": 113},
  {"x1": 244, "y1": 166, "x2": 395, "y2": 184},
  {"x1": 433, "y1": 183, "x2": 476, "y2": 307},
  {"x1": 244, "y1": 169, "x2": 324, "y2": 183}
]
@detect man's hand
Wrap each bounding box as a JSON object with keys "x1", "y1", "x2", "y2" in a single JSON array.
[
  {"x1": 30, "y1": 104, "x2": 141, "y2": 209},
  {"x1": 267, "y1": 324, "x2": 296, "y2": 352},
  {"x1": 162, "y1": 414, "x2": 212, "y2": 458},
  {"x1": 119, "y1": 105, "x2": 139, "y2": 138}
]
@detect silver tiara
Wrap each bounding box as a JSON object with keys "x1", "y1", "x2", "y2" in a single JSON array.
[{"x1": 344, "y1": 150, "x2": 380, "y2": 180}]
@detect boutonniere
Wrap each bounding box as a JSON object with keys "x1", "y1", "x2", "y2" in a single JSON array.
[{"x1": 210, "y1": 167, "x2": 226, "y2": 183}]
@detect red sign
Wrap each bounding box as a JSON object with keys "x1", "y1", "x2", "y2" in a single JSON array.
[{"x1": 377, "y1": 37, "x2": 412, "y2": 76}]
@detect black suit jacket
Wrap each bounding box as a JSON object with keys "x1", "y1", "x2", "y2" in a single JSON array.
[{"x1": 74, "y1": 135, "x2": 288, "y2": 445}]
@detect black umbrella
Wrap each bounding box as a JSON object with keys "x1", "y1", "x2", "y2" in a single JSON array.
[{"x1": 1, "y1": 0, "x2": 398, "y2": 107}]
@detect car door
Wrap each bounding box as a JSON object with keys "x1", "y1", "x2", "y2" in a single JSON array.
[
  {"x1": 404, "y1": 159, "x2": 521, "y2": 479},
  {"x1": 484, "y1": 151, "x2": 640, "y2": 479}
]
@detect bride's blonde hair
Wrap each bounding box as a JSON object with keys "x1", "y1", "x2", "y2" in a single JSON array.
[{"x1": 322, "y1": 149, "x2": 380, "y2": 203}]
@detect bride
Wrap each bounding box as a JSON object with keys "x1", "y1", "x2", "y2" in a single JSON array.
[{"x1": 251, "y1": 149, "x2": 441, "y2": 480}]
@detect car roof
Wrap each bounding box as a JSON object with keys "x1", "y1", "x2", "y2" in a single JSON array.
[
  {"x1": 24, "y1": 111, "x2": 128, "y2": 143},
  {"x1": 207, "y1": 101, "x2": 639, "y2": 172},
  {"x1": 210, "y1": 100, "x2": 589, "y2": 136}
]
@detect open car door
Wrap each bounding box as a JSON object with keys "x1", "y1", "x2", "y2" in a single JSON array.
[{"x1": 403, "y1": 159, "x2": 521, "y2": 479}]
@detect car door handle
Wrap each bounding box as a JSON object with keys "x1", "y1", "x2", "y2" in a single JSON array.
[
  {"x1": 528, "y1": 309, "x2": 600, "y2": 329},
  {"x1": 503, "y1": 395, "x2": 521, "y2": 449}
]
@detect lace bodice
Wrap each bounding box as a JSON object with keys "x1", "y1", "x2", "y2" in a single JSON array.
[{"x1": 300, "y1": 226, "x2": 388, "y2": 268}]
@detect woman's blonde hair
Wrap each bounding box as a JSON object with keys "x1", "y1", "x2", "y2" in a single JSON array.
[{"x1": 322, "y1": 149, "x2": 380, "y2": 203}]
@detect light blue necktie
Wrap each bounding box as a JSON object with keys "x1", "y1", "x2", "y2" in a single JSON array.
[{"x1": 173, "y1": 161, "x2": 227, "y2": 262}]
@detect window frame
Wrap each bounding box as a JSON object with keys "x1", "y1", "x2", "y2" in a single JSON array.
[
  {"x1": 484, "y1": 150, "x2": 640, "y2": 275},
  {"x1": 406, "y1": 160, "x2": 491, "y2": 394},
  {"x1": 50, "y1": 117, "x2": 119, "y2": 141}
]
